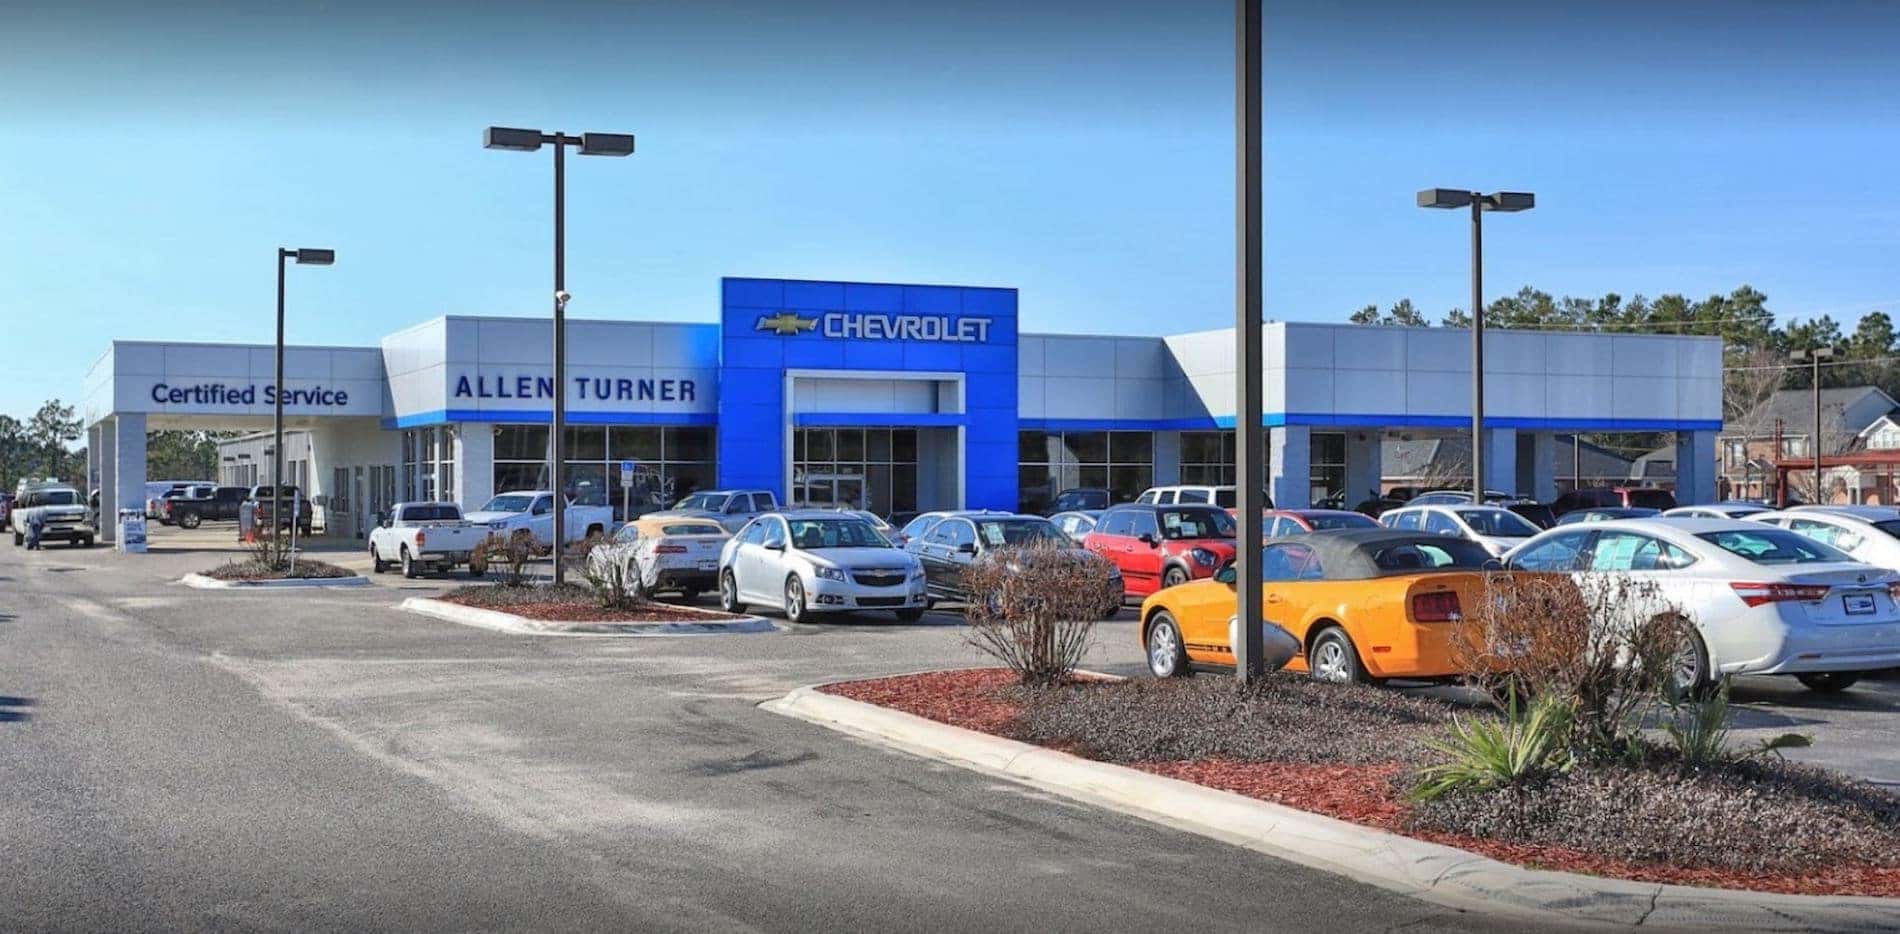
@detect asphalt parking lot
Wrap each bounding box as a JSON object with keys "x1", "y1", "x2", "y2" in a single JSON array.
[{"x1": 4, "y1": 520, "x2": 1898, "y2": 931}]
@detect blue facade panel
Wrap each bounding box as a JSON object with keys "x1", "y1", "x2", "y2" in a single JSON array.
[{"x1": 718, "y1": 277, "x2": 1019, "y2": 510}]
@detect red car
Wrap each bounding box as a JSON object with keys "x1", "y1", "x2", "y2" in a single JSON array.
[
  {"x1": 1082, "y1": 503, "x2": 1237, "y2": 596},
  {"x1": 1264, "y1": 508, "x2": 1380, "y2": 535}
]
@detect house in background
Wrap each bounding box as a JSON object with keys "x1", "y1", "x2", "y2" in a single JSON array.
[{"x1": 1719, "y1": 386, "x2": 1900, "y2": 503}]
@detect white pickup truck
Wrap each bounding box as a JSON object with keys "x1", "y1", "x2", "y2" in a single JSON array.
[
  {"x1": 368, "y1": 501, "x2": 491, "y2": 578},
  {"x1": 463, "y1": 490, "x2": 615, "y2": 549}
]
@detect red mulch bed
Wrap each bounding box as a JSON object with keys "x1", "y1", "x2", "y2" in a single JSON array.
[
  {"x1": 821, "y1": 667, "x2": 1900, "y2": 898},
  {"x1": 439, "y1": 594, "x2": 745, "y2": 624}
]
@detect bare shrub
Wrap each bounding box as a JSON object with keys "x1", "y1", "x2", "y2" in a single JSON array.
[
  {"x1": 473, "y1": 530, "x2": 536, "y2": 588},
  {"x1": 962, "y1": 541, "x2": 1116, "y2": 686},
  {"x1": 574, "y1": 537, "x2": 641, "y2": 609},
  {"x1": 1450, "y1": 571, "x2": 1685, "y2": 758}
]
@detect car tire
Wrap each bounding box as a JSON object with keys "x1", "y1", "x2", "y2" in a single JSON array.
[
  {"x1": 719, "y1": 570, "x2": 745, "y2": 614},
  {"x1": 371, "y1": 546, "x2": 387, "y2": 574},
  {"x1": 1146, "y1": 613, "x2": 1191, "y2": 678},
  {"x1": 401, "y1": 547, "x2": 418, "y2": 580},
  {"x1": 1100, "y1": 599, "x2": 1122, "y2": 621},
  {"x1": 81, "y1": 536, "x2": 94, "y2": 549},
  {"x1": 783, "y1": 575, "x2": 810, "y2": 624},
  {"x1": 627, "y1": 565, "x2": 650, "y2": 602},
  {"x1": 1667, "y1": 619, "x2": 1713, "y2": 698},
  {"x1": 11, "y1": 530, "x2": 21, "y2": 547},
  {"x1": 1162, "y1": 566, "x2": 1189, "y2": 589},
  {"x1": 895, "y1": 607, "x2": 926, "y2": 622},
  {"x1": 679, "y1": 587, "x2": 702, "y2": 603},
  {"x1": 1796, "y1": 671, "x2": 1862, "y2": 693},
  {"x1": 179, "y1": 512, "x2": 201, "y2": 530},
  {"x1": 1308, "y1": 626, "x2": 1372, "y2": 685}
]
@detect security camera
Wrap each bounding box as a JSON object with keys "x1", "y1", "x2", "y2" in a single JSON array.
[{"x1": 554, "y1": 290, "x2": 573, "y2": 306}]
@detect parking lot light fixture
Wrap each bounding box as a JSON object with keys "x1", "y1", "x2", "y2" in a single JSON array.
[
  {"x1": 274, "y1": 246, "x2": 335, "y2": 562},
  {"x1": 1234, "y1": 0, "x2": 1265, "y2": 682},
  {"x1": 1416, "y1": 188, "x2": 1535, "y2": 501},
  {"x1": 484, "y1": 125, "x2": 636, "y2": 584}
]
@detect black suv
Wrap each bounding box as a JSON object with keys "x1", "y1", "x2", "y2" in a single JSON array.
[{"x1": 168, "y1": 486, "x2": 250, "y2": 529}]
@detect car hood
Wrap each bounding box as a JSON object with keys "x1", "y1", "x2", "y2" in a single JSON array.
[
  {"x1": 463, "y1": 510, "x2": 524, "y2": 525},
  {"x1": 805, "y1": 547, "x2": 915, "y2": 569}
]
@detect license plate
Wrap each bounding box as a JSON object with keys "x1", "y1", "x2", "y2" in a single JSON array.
[
  {"x1": 1844, "y1": 592, "x2": 1877, "y2": 615},
  {"x1": 696, "y1": 559, "x2": 718, "y2": 571}
]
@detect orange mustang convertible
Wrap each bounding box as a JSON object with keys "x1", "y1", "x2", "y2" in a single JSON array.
[{"x1": 1138, "y1": 529, "x2": 1494, "y2": 683}]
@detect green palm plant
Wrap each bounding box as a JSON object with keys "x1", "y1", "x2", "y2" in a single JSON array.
[{"x1": 1411, "y1": 688, "x2": 1577, "y2": 803}]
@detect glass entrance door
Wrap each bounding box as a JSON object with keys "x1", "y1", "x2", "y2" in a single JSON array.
[{"x1": 792, "y1": 428, "x2": 916, "y2": 516}]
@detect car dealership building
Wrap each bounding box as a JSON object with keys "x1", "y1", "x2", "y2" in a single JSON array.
[{"x1": 81, "y1": 276, "x2": 1723, "y2": 541}]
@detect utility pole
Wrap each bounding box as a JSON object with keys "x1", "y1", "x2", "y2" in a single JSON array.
[{"x1": 1791, "y1": 347, "x2": 1835, "y2": 504}]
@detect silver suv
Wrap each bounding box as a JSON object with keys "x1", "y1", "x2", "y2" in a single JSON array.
[
  {"x1": 718, "y1": 510, "x2": 926, "y2": 623},
  {"x1": 656, "y1": 489, "x2": 780, "y2": 533}
]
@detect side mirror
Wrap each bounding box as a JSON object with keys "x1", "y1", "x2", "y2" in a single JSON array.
[
  {"x1": 764, "y1": 540, "x2": 786, "y2": 551},
  {"x1": 957, "y1": 542, "x2": 977, "y2": 556},
  {"x1": 1138, "y1": 533, "x2": 1159, "y2": 548},
  {"x1": 1215, "y1": 563, "x2": 1238, "y2": 586}
]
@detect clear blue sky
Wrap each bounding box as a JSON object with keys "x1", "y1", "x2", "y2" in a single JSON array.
[{"x1": 4, "y1": 0, "x2": 1899, "y2": 420}]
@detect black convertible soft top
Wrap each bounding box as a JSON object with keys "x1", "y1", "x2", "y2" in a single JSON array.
[{"x1": 1261, "y1": 528, "x2": 1493, "y2": 580}]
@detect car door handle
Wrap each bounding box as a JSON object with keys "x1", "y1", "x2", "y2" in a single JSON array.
[{"x1": 1266, "y1": 594, "x2": 1284, "y2": 604}]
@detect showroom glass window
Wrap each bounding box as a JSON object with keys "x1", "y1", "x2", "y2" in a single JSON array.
[
  {"x1": 792, "y1": 428, "x2": 917, "y2": 517},
  {"x1": 1179, "y1": 431, "x2": 1237, "y2": 485},
  {"x1": 1310, "y1": 431, "x2": 1346, "y2": 504},
  {"x1": 400, "y1": 426, "x2": 456, "y2": 503},
  {"x1": 1016, "y1": 430, "x2": 1154, "y2": 513},
  {"x1": 491, "y1": 425, "x2": 716, "y2": 520}
]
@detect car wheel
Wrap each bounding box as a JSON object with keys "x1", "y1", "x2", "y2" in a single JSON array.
[
  {"x1": 1162, "y1": 566, "x2": 1189, "y2": 589},
  {"x1": 719, "y1": 570, "x2": 745, "y2": 613},
  {"x1": 1667, "y1": 619, "x2": 1712, "y2": 698},
  {"x1": 401, "y1": 547, "x2": 418, "y2": 579},
  {"x1": 11, "y1": 531, "x2": 20, "y2": 547},
  {"x1": 1309, "y1": 627, "x2": 1371, "y2": 685},
  {"x1": 1100, "y1": 599, "x2": 1122, "y2": 621},
  {"x1": 783, "y1": 576, "x2": 810, "y2": 624},
  {"x1": 1796, "y1": 671, "x2": 1862, "y2": 693},
  {"x1": 371, "y1": 546, "x2": 386, "y2": 574},
  {"x1": 81, "y1": 536, "x2": 94, "y2": 549},
  {"x1": 1146, "y1": 613, "x2": 1191, "y2": 678},
  {"x1": 895, "y1": 607, "x2": 926, "y2": 622},
  {"x1": 179, "y1": 512, "x2": 201, "y2": 530}
]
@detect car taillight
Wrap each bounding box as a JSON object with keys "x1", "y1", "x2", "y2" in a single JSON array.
[
  {"x1": 415, "y1": 530, "x2": 427, "y2": 547},
  {"x1": 1729, "y1": 581, "x2": 1830, "y2": 607},
  {"x1": 655, "y1": 544, "x2": 688, "y2": 554},
  {"x1": 1411, "y1": 590, "x2": 1462, "y2": 622},
  {"x1": 1888, "y1": 581, "x2": 1900, "y2": 604}
]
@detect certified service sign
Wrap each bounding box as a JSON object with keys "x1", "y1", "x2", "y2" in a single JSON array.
[{"x1": 755, "y1": 311, "x2": 992, "y2": 344}]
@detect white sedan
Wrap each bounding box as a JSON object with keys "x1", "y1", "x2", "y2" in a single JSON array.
[
  {"x1": 718, "y1": 510, "x2": 927, "y2": 623},
  {"x1": 586, "y1": 515, "x2": 731, "y2": 600},
  {"x1": 1755, "y1": 506, "x2": 1900, "y2": 572},
  {"x1": 1380, "y1": 504, "x2": 1541, "y2": 557},
  {"x1": 1503, "y1": 517, "x2": 1900, "y2": 694}
]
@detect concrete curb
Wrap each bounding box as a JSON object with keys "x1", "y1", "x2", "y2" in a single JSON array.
[
  {"x1": 180, "y1": 572, "x2": 371, "y2": 590},
  {"x1": 764, "y1": 683, "x2": 1900, "y2": 933},
  {"x1": 399, "y1": 597, "x2": 780, "y2": 637}
]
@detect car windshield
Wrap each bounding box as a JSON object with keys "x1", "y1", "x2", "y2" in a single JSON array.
[
  {"x1": 786, "y1": 518, "x2": 890, "y2": 549},
  {"x1": 38, "y1": 490, "x2": 79, "y2": 506},
  {"x1": 674, "y1": 492, "x2": 726, "y2": 511},
  {"x1": 1460, "y1": 508, "x2": 1539, "y2": 537},
  {"x1": 1696, "y1": 529, "x2": 1851, "y2": 565},
  {"x1": 972, "y1": 518, "x2": 1068, "y2": 548},
  {"x1": 481, "y1": 494, "x2": 536, "y2": 513},
  {"x1": 1308, "y1": 513, "x2": 1378, "y2": 530},
  {"x1": 1159, "y1": 508, "x2": 1235, "y2": 539}
]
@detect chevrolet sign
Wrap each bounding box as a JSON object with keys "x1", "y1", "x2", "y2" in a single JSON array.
[{"x1": 754, "y1": 311, "x2": 993, "y2": 343}]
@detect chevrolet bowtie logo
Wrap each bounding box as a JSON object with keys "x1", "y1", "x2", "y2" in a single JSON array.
[{"x1": 755, "y1": 312, "x2": 818, "y2": 336}]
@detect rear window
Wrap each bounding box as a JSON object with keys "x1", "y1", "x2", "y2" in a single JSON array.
[
  {"x1": 402, "y1": 505, "x2": 461, "y2": 521},
  {"x1": 1696, "y1": 529, "x2": 1849, "y2": 565},
  {"x1": 661, "y1": 522, "x2": 725, "y2": 536},
  {"x1": 1213, "y1": 489, "x2": 1237, "y2": 508},
  {"x1": 1371, "y1": 540, "x2": 1490, "y2": 572}
]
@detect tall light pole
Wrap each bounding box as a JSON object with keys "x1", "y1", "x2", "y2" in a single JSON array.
[
  {"x1": 1234, "y1": 0, "x2": 1265, "y2": 682},
  {"x1": 1416, "y1": 189, "x2": 1534, "y2": 500},
  {"x1": 274, "y1": 247, "x2": 335, "y2": 562},
  {"x1": 1791, "y1": 346, "x2": 1836, "y2": 503},
  {"x1": 484, "y1": 126, "x2": 635, "y2": 584}
]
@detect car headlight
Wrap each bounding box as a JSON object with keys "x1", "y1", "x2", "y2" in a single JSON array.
[
  {"x1": 1190, "y1": 547, "x2": 1218, "y2": 568},
  {"x1": 908, "y1": 564, "x2": 925, "y2": 580},
  {"x1": 813, "y1": 566, "x2": 847, "y2": 582}
]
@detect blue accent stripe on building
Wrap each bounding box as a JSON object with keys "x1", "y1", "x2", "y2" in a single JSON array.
[
  {"x1": 383, "y1": 409, "x2": 720, "y2": 430},
  {"x1": 793, "y1": 412, "x2": 969, "y2": 427},
  {"x1": 1024, "y1": 414, "x2": 1725, "y2": 433}
]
